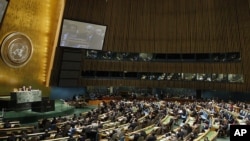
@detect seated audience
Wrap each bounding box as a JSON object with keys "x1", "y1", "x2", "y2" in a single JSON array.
[
  {"x1": 7, "y1": 133, "x2": 16, "y2": 141},
  {"x1": 40, "y1": 129, "x2": 50, "y2": 140},
  {"x1": 146, "y1": 132, "x2": 157, "y2": 141},
  {"x1": 19, "y1": 130, "x2": 28, "y2": 141},
  {"x1": 4, "y1": 120, "x2": 12, "y2": 128}
]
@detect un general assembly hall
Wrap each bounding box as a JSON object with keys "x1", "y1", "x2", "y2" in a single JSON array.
[{"x1": 0, "y1": 0, "x2": 250, "y2": 141}]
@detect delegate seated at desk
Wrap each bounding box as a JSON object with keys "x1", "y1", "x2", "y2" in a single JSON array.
[{"x1": 4, "y1": 120, "x2": 12, "y2": 128}]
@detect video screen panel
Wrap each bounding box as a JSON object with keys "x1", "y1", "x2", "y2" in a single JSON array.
[
  {"x1": 0, "y1": 0, "x2": 9, "y2": 24},
  {"x1": 60, "y1": 19, "x2": 107, "y2": 50}
]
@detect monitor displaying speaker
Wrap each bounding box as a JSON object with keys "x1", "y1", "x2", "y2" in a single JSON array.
[{"x1": 59, "y1": 19, "x2": 107, "y2": 50}]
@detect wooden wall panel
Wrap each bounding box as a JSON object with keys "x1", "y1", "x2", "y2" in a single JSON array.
[
  {"x1": 59, "y1": 0, "x2": 250, "y2": 92},
  {"x1": 62, "y1": 0, "x2": 245, "y2": 52},
  {"x1": 236, "y1": 0, "x2": 250, "y2": 92}
]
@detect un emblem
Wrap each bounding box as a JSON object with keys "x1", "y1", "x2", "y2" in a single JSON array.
[{"x1": 1, "y1": 32, "x2": 33, "y2": 68}]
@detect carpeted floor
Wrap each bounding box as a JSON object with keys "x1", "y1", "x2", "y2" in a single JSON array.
[{"x1": 217, "y1": 137, "x2": 230, "y2": 141}]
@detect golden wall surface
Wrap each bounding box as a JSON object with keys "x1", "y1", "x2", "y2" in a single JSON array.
[{"x1": 0, "y1": 0, "x2": 65, "y2": 96}]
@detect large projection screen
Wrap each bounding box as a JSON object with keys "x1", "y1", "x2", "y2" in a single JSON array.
[
  {"x1": 0, "y1": 0, "x2": 8, "y2": 24},
  {"x1": 60, "y1": 19, "x2": 107, "y2": 50}
]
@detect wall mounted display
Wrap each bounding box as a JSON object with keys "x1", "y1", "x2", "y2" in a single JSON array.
[
  {"x1": 0, "y1": 0, "x2": 8, "y2": 24},
  {"x1": 59, "y1": 19, "x2": 107, "y2": 50}
]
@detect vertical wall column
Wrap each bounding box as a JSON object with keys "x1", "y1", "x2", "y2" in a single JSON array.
[{"x1": 196, "y1": 89, "x2": 202, "y2": 99}]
